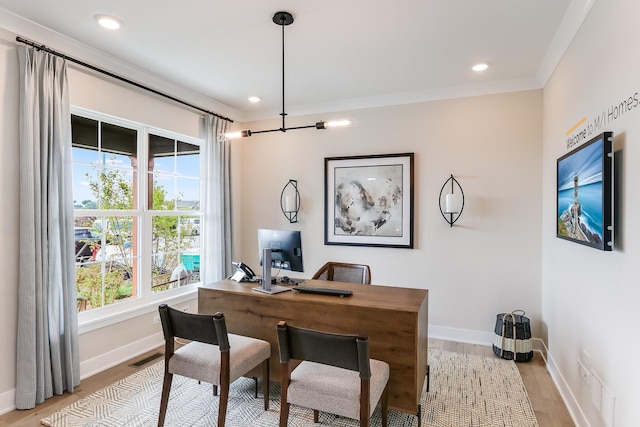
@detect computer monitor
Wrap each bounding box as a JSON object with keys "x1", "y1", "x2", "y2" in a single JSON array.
[{"x1": 257, "y1": 229, "x2": 303, "y2": 272}]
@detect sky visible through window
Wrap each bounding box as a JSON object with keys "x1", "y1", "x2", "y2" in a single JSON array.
[{"x1": 72, "y1": 147, "x2": 200, "y2": 205}]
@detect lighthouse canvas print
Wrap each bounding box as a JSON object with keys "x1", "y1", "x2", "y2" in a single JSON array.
[{"x1": 556, "y1": 131, "x2": 613, "y2": 251}]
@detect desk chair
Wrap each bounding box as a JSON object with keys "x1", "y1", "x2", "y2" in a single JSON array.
[
  {"x1": 157, "y1": 304, "x2": 270, "y2": 427},
  {"x1": 276, "y1": 321, "x2": 389, "y2": 427},
  {"x1": 311, "y1": 262, "x2": 371, "y2": 284}
]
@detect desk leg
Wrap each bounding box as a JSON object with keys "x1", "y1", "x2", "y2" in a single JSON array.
[{"x1": 426, "y1": 365, "x2": 430, "y2": 392}]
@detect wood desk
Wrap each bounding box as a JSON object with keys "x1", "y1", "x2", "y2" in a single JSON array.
[{"x1": 198, "y1": 279, "x2": 428, "y2": 415}]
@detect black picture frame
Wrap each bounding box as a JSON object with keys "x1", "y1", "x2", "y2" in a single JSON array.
[
  {"x1": 556, "y1": 131, "x2": 613, "y2": 251},
  {"x1": 324, "y1": 153, "x2": 414, "y2": 248}
]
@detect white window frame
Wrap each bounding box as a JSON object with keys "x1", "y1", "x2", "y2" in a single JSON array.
[{"x1": 71, "y1": 107, "x2": 206, "y2": 334}]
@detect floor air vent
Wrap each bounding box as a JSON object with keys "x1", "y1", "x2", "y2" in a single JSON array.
[{"x1": 129, "y1": 352, "x2": 163, "y2": 368}]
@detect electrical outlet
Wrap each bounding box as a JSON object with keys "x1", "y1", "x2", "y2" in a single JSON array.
[
  {"x1": 577, "y1": 360, "x2": 590, "y2": 385},
  {"x1": 181, "y1": 306, "x2": 189, "y2": 313},
  {"x1": 153, "y1": 315, "x2": 160, "y2": 324}
]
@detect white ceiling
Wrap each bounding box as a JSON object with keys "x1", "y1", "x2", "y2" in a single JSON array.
[{"x1": 0, "y1": 0, "x2": 591, "y2": 122}]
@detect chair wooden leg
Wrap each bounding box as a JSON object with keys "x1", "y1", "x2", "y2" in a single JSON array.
[
  {"x1": 157, "y1": 372, "x2": 173, "y2": 427},
  {"x1": 218, "y1": 352, "x2": 230, "y2": 427},
  {"x1": 279, "y1": 403, "x2": 290, "y2": 427},
  {"x1": 262, "y1": 359, "x2": 270, "y2": 410},
  {"x1": 218, "y1": 381, "x2": 229, "y2": 427},
  {"x1": 360, "y1": 378, "x2": 370, "y2": 427},
  {"x1": 212, "y1": 384, "x2": 218, "y2": 396},
  {"x1": 313, "y1": 409, "x2": 320, "y2": 423},
  {"x1": 380, "y1": 384, "x2": 389, "y2": 427},
  {"x1": 279, "y1": 362, "x2": 290, "y2": 427},
  {"x1": 253, "y1": 377, "x2": 258, "y2": 398}
]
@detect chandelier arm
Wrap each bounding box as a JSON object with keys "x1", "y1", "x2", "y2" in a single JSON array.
[
  {"x1": 251, "y1": 123, "x2": 319, "y2": 135},
  {"x1": 281, "y1": 124, "x2": 318, "y2": 131},
  {"x1": 251, "y1": 128, "x2": 285, "y2": 135}
]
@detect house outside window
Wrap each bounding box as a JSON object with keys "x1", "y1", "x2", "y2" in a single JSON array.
[{"x1": 71, "y1": 109, "x2": 204, "y2": 316}]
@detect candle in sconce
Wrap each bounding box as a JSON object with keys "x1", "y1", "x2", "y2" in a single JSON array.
[
  {"x1": 445, "y1": 194, "x2": 459, "y2": 214},
  {"x1": 285, "y1": 196, "x2": 296, "y2": 213}
]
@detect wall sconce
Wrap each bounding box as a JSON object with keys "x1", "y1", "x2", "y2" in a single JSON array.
[
  {"x1": 280, "y1": 179, "x2": 300, "y2": 223},
  {"x1": 439, "y1": 174, "x2": 465, "y2": 227}
]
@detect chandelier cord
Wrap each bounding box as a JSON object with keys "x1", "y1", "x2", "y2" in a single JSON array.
[{"x1": 280, "y1": 16, "x2": 287, "y2": 131}]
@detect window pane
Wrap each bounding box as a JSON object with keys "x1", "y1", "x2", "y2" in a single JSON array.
[
  {"x1": 150, "y1": 173, "x2": 176, "y2": 210},
  {"x1": 151, "y1": 215, "x2": 201, "y2": 293},
  {"x1": 180, "y1": 251, "x2": 200, "y2": 283},
  {"x1": 75, "y1": 215, "x2": 138, "y2": 311},
  {"x1": 177, "y1": 177, "x2": 200, "y2": 209},
  {"x1": 176, "y1": 142, "x2": 200, "y2": 177},
  {"x1": 71, "y1": 115, "x2": 98, "y2": 150},
  {"x1": 102, "y1": 122, "x2": 137, "y2": 158},
  {"x1": 76, "y1": 261, "x2": 134, "y2": 311},
  {"x1": 149, "y1": 134, "x2": 175, "y2": 173},
  {"x1": 73, "y1": 163, "x2": 99, "y2": 209},
  {"x1": 98, "y1": 166, "x2": 135, "y2": 210},
  {"x1": 149, "y1": 135, "x2": 200, "y2": 211},
  {"x1": 72, "y1": 116, "x2": 138, "y2": 212}
]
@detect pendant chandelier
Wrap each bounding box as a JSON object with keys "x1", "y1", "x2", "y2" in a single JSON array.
[{"x1": 222, "y1": 11, "x2": 352, "y2": 140}]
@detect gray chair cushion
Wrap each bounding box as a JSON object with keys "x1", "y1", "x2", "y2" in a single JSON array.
[
  {"x1": 286, "y1": 358, "x2": 389, "y2": 420},
  {"x1": 169, "y1": 334, "x2": 270, "y2": 385}
]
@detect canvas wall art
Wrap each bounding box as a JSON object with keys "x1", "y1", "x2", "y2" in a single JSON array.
[
  {"x1": 556, "y1": 131, "x2": 613, "y2": 251},
  {"x1": 324, "y1": 153, "x2": 414, "y2": 248}
]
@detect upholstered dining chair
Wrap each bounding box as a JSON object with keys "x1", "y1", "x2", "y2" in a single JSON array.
[
  {"x1": 157, "y1": 304, "x2": 270, "y2": 427},
  {"x1": 311, "y1": 262, "x2": 372, "y2": 284},
  {"x1": 276, "y1": 321, "x2": 389, "y2": 427}
]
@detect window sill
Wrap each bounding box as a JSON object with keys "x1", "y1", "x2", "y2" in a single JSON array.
[{"x1": 78, "y1": 287, "x2": 198, "y2": 335}]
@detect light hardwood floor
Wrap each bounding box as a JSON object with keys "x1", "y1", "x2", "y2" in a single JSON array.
[{"x1": 0, "y1": 339, "x2": 574, "y2": 426}]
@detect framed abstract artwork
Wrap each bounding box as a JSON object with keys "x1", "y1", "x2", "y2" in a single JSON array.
[{"x1": 324, "y1": 153, "x2": 414, "y2": 248}]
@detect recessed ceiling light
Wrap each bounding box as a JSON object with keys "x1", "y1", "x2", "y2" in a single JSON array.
[
  {"x1": 472, "y1": 63, "x2": 489, "y2": 72},
  {"x1": 94, "y1": 14, "x2": 122, "y2": 30},
  {"x1": 248, "y1": 96, "x2": 261, "y2": 103}
]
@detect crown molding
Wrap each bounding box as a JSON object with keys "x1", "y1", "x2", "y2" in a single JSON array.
[{"x1": 536, "y1": 0, "x2": 597, "y2": 86}]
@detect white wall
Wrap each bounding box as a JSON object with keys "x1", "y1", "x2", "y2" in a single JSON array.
[
  {"x1": 542, "y1": 0, "x2": 640, "y2": 426},
  {"x1": 235, "y1": 90, "x2": 543, "y2": 341}
]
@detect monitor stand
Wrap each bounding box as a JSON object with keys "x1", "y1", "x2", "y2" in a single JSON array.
[
  {"x1": 252, "y1": 284, "x2": 291, "y2": 294},
  {"x1": 252, "y1": 248, "x2": 291, "y2": 295}
]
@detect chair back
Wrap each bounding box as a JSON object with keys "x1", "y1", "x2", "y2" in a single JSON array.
[
  {"x1": 311, "y1": 262, "x2": 371, "y2": 284},
  {"x1": 158, "y1": 304, "x2": 229, "y2": 351},
  {"x1": 276, "y1": 321, "x2": 371, "y2": 379}
]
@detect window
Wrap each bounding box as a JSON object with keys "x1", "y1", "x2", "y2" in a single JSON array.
[{"x1": 72, "y1": 109, "x2": 204, "y2": 317}]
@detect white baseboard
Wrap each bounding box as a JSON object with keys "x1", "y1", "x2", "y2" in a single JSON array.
[
  {"x1": 80, "y1": 332, "x2": 164, "y2": 379},
  {"x1": 0, "y1": 388, "x2": 15, "y2": 416},
  {"x1": 545, "y1": 349, "x2": 591, "y2": 427},
  {"x1": 429, "y1": 323, "x2": 545, "y2": 353}
]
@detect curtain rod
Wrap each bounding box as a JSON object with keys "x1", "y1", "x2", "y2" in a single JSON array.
[{"x1": 15, "y1": 36, "x2": 233, "y2": 123}]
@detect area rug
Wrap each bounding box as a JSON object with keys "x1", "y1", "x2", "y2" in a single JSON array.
[{"x1": 41, "y1": 349, "x2": 538, "y2": 426}]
